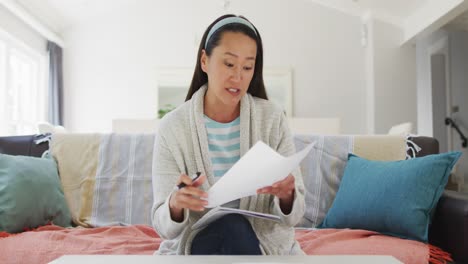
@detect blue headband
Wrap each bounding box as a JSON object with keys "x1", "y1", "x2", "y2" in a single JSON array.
[{"x1": 205, "y1": 17, "x2": 257, "y2": 48}]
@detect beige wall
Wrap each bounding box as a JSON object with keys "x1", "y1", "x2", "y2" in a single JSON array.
[
  {"x1": 60, "y1": 0, "x2": 417, "y2": 135},
  {"x1": 62, "y1": 0, "x2": 368, "y2": 134}
]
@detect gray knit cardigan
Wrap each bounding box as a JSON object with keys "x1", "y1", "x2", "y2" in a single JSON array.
[{"x1": 151, "y1": 85, "x2": 305, "y2": 255}]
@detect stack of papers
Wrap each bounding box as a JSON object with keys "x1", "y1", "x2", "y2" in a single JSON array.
[
  {"x1": 206, "y1": 140, "x2": 316, "y2": 208},
  {"x1": 192, "y1": 141, "x2": 315, "y2": 230}
]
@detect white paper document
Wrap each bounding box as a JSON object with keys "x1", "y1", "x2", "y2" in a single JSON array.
[
  {"x1": 191, "y1": 207, "x2": 281, "y2": 230},
  {"x1": 205, "y1": 140, "x2": 315, "y2": 208}
]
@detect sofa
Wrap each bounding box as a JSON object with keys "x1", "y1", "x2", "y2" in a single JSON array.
[{"x1": 0, "y1": 134, "x2": 467, "y2": 263}]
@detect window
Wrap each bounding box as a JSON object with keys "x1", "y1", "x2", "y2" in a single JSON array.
[{"x1": 0, "y1": 29, "x2": 47, "y2": 136}]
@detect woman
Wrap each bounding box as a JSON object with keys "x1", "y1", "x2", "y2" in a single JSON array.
[{"x1": 151, "y1": 14, "x2": 305, "y2": 255}]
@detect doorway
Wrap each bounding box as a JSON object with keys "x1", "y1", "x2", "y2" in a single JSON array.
[{"x1": 430, "y1": 54, "x2": 451, "y2": 153}]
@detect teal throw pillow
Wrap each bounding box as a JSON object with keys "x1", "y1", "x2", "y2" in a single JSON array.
[
  {"x1": 320, "y1": 152, "x2": 461, "y2": 242},
  {"x1": 0, "y1": 154, "x2": 72, "y2": 233}
]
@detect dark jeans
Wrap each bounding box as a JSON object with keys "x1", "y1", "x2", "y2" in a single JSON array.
[{"x1": 190, "y1": 214, "x2": 262, "y2": 255}]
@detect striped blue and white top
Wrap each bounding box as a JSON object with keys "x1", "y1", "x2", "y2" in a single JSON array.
[
  {"x1": 204, "y1": 115, "x2": 241, "y2": 208},
  {"x1": 204, "y1": 115, "x2": 241, "y2": 178}
]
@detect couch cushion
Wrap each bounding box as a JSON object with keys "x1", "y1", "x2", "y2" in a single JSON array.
[
  {"x1": 50, "y1": 133, "x2": 101, "y2": 227},
  {"x1": 50, "y1": 133, "x2": 154, "y2": 227},
  {"x1": 90, "y1": 134, "x2": 154, "y2": 226},
  {"x1": 320, "y1": 152, "x2": 462, "y2": 242},
  {"x1": 0, "y1": 154, "x2": 72, "y2": 233}
]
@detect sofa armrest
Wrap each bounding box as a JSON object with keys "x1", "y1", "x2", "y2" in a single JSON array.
[
  {"x1": 0, "y1": 134, "x2": 49, "y2": 157},
  {"x1": 429, "y1": 190, "x2": 468, "y2": 263}
]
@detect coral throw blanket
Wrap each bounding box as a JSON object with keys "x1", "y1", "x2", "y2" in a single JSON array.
[{"x1": 0, "y1": 225, "x2": 450, "y2": 264}]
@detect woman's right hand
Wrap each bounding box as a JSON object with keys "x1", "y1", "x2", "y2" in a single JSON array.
[{"x1": 169, "y1": 174, "x2": 208, "y2": 222}]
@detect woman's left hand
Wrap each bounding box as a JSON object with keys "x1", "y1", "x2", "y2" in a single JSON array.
[
  {"x1": 257, "y1": 174, "x2": 295, "y2": 214},
  {"x1": 256, "y1": 174, "x2": 295, "y2": 201}
]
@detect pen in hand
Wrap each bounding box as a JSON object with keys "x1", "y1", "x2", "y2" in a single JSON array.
[{"x1": 176, "y1": 172, "x2": 201, "y2": 190}]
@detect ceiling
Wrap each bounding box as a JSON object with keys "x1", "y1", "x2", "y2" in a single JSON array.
[
  {"x1": 446, "y1": 9, "x2": 468, "y2": 31},
  {"x1": 13, "y1": 0, "x2": 130, "y2": 33},
  {"x1": 310, "y1": 0, "x2": 430, "y2": 21},
  {"x1": 353, "y1": 0, "x2": 429, "y2": 18},
  {"x1": 13, "y1": 0, "x2": 433, "y2": 34}
]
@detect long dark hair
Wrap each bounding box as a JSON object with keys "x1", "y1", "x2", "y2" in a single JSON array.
[{"x1": 185, "y1": 14, "x2": 267, "y2": 101}]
